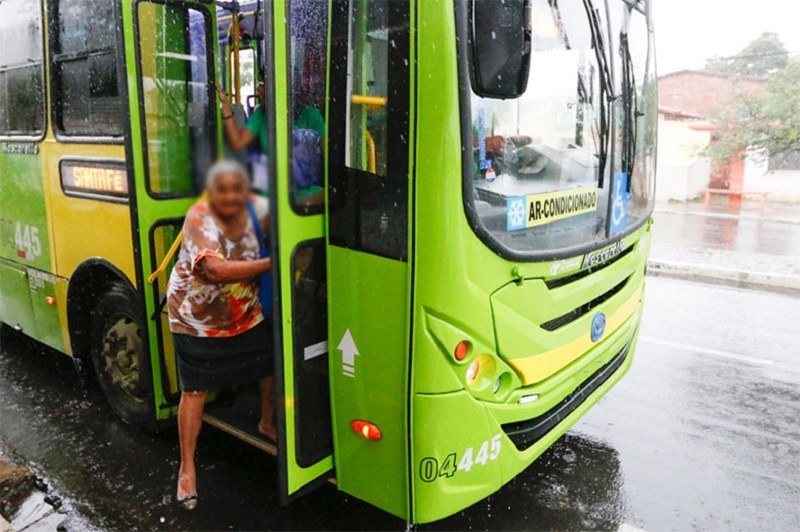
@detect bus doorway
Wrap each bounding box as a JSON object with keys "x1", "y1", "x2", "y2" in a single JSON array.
[{"x1": 127, "y1": 0, "x2": 334, "y2": 502}]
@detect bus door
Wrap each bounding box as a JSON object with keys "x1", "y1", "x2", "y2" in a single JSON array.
[
  {"x1": 326, "y1": 0, "x2": 413, "y2": 520},
  {"x1": 271, "y1": 0, "x2": 335, "y2": 502},
  {"x1": 124, "y1": 0, "x2": 219, "y2": 419}
]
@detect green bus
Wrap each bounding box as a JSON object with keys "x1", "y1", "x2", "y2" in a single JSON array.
[{"x1": 0, "y1": 0, "x2": 656, "y2": 523}]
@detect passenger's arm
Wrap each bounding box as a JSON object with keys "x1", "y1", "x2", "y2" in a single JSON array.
[
  {"x1": 215, "y1": 83, "x2": 256, "y2": 150},
  {"x1": 196, "y1": 255, "x2": 271, "y2": 284}
]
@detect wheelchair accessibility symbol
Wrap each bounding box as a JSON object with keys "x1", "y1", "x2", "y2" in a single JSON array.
[{"x1": 610, "y1": 173, "x2": 629, "y2": 235}]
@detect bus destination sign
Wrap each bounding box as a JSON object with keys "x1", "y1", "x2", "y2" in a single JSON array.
[{"x1": 60, "y1": 160, "x2": 128, "y2": 202}]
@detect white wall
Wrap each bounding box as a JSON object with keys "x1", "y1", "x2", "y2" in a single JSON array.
[
  {"x1": 743, "y1": 156, "x2": 800, "y2": 201},
  {"x1": 656, "y1": 158, "x2": 710, "y2": 202},
  {"x1": 655, "y1": 113, "x2": 712, "y2": 201}
]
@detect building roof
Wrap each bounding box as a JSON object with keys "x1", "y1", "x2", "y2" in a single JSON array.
[
  {"x1": 658, "y1": 69, "x2": 767, "y2": 84},
  {"x1": 657, "y1": 70, "x2": 767, "y2": 120}
]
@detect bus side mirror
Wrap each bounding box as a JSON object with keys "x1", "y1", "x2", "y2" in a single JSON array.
[{"x1": 468, "y1": 0, "x2": 532, "y2": 99}]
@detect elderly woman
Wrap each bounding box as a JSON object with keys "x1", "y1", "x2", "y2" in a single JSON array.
[{"x1": 167, "y1": 160, "x2": 274, "y2": 510}]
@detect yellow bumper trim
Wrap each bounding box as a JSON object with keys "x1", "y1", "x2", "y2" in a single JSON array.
[{"x1": 509, "y1": 285, "x2": 643, "y2": 386}]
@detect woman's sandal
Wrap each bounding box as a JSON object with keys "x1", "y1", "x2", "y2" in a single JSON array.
[{"x1": 177, "y1": 494, "x2": 198, "y2": 510}]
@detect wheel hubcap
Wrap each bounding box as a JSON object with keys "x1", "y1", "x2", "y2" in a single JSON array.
[{"x1": 101, "y1": 317, "x2": 145, "y2": 403}]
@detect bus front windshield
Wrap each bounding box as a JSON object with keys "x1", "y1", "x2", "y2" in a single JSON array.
[{"x1": 464, "y1": 0, "x2": 656, "y2": 259}]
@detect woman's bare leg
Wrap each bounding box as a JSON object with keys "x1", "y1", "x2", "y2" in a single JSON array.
[
  {"x1": 258, "y1": 376, "x2": 277, "y2": 439},
  {"x1": 177, "y1": 390, "x2": 208, "y2": 507}
]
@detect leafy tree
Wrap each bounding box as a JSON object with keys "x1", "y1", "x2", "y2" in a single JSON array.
[
  {"x1": 705, "y1": 32, "x2": 789, "y2": 78},
  {"x1": 704, "y1": 58, "x2": 800, "y2": 163}
]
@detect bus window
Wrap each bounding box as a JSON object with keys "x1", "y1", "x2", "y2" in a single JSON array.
[
  {"x1": 464, "y1": 0, "x2": 616, "y2": 256},
  {"x1": 617, "y1": 4, "x2": 657, "y2": 225},
  {"x1": 328, "y1": 0, "x2": 410, "y2": 261},
  {"x1": 137, "y1": 2, "x2": 216, "y2": 196},
  {"x1": 289, "y1": 0, "x2": 328, "y2": 212},
  {"x1": 346, "y1": 0, "x2": 389, "y2": 177},
  {"x1": 49, "y1": 0, "x2": 123, "y2": 138},
  {"x1": 239, "y1": 47, "x2": 257, "y2": 113},
  {"x1": 290, "y1": 240, "x2": 332, "y2": 466},
  {"x1": 0, "y1": 0, "x2": 45, "y2": 137}
]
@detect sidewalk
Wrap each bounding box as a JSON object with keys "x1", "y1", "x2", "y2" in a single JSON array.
[{"x1": 647, "y1": 199, "x2": 800, "y2": 294}]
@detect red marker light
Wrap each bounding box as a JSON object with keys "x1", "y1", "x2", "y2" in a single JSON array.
[
  {"x1": 454, "y1": 341, "x2": 469, "y2": 361},
  {"x1": 45, "y1": 296, "x2": 56, "y2": 306},
  {"x1": 351, "y1": 420, "x2": 382, "y2": 441}
]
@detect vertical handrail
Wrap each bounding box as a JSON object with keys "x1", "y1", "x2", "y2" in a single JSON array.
[
  {"x1": 232, "y1": 13, "x2": 241, "y2": 104},
  {"x1": 366, "y1": 131, "x2": 376, "y2": 174}
]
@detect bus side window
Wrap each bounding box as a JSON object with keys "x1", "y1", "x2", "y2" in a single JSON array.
[
  {"x1": 328, "y1": 0, "x2": 410, "y2": 261},
  {"x1": 239, "y1": 48, "x2": 257, "y2": 115},
  {"x1": 290, "y1": 240, "x2": 332, "y2": 465},
  {"x1": 289, "y1": 0, "x2": 329, "y2": 212},
  {"x1": 136, "y1": 2, "x2": 216, "y2": 196},
  {"x1": 0, "y1": 0, "x2": 46, "y2": 137},
  {"x1": 49, "y1": 0, "x2": 123, "y2": 138},
  {"x1": 346, "y1": 1, "x2": 389, "y2": 177}
]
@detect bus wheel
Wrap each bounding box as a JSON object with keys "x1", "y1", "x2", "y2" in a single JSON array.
[{"x1": 90, "y1": 284, "x2": 153, "y2": 427}]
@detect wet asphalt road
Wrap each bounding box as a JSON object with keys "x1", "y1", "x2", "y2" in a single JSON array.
[{"x1": 1, "y1": 276, "x2": 799, "y2": 531}]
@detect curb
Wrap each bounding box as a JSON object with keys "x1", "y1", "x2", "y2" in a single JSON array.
[{"x1": 647, "y1": 259, "x2": 800, "y2": 295}]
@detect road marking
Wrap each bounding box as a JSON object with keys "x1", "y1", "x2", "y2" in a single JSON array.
[{"x1": 639, "y1": 336, "x2": 775, "y2": 366}]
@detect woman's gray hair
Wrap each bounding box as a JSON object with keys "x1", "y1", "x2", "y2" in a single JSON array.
[{"x1": 205, "y1": 159, "x2": 250, "y2": 189}]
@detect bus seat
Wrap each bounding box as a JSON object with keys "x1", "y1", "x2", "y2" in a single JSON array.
[{"x1": 232, "y1": 103, "x2": 248, "y2": 126}]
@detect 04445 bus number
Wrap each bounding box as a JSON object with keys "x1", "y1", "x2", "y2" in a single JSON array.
[{"x1": 419, "y1": 434, "x2": 502, "y2": 483}]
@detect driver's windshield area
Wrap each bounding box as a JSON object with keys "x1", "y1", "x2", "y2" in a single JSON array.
[{"x1": 466, "y1": 0, "x2": 614, "y2": 255}]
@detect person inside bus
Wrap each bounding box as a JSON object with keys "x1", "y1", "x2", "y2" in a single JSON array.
[
  {"x1": 167, "y1": 160, "x2": 274, "y2": 510},
  {"x1": 215, "y1": 78, "x2": 325, "y2": 205}
]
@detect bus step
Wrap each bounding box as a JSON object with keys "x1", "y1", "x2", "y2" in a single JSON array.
[{"x1": 202, "y1": 413, "x2": 278, "y2": 456}]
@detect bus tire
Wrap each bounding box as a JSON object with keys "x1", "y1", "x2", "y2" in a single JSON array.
[{"x1": 90, "y1": 282, "x2": 153, "y2": 428}]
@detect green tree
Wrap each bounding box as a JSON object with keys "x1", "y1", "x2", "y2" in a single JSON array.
[
  {"x1": 705, "y1": 32, "x2": 790, "y2": 78},
  {"x1": 704, "y1": 58, "x2": 800, "y2": 163}
]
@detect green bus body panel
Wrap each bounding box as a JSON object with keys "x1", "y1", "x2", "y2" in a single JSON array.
[
  {"x1": 0, "y1": 261, "x2": 36, "y2": 334},
  {"x1": 0, "y1": 151, "x2": 51, "y2": 270},
  {"x1": 328, "y1": 247, "x2": 410, "y2": 520},
  {"x1": 0, "y1": 147, "x2": 60, "y2": 347}
]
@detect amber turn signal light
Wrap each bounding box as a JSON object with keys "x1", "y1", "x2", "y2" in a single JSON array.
[
  {"x1": 351, "y1": 420, "x2": 382, "y2": 441},
  {"x1": 45, "y1": 296, "x2": 56, "y2": 306}
]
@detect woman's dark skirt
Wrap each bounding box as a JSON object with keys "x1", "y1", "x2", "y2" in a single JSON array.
[{"x1": 173, "y1": 319, "x2": 274, "y2": 392}]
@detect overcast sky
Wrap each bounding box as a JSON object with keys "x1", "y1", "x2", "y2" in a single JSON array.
[{"x1": 654, "y1": 0, "x2": 800, "y2": 74}]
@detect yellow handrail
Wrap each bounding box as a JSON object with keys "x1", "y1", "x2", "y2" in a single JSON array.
[
  {"x1": 147, "y1": 232, "x2": 183, "y2": 284},
  {"x1": 352, "y1": 94, "x2": 387, "y2": 109},
  {"x1": 366, "y1": 131, "x2": 377, "y2": 174},
  {"x1": 232, "y1": 14, "x2": 241, "y2": 104},
  {"x1": 147, "y1": 192, "x2": 208, "y2": 284},
  {"x1": 217, "y1": 10, "x2": 263, "y2": 24}
]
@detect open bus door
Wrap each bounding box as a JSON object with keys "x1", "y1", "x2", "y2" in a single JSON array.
[
  {"x1": 123, "y1": 0, "x2": 220, "y2": 421},
  {"x1": 268, "y1": 0, "x2": 335, "y2": 503}
]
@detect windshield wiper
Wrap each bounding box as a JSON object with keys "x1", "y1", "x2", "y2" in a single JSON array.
[
  {"x1": 620, "y1": 31, "x2": 637, "y2": 191},
  {"x1": 582, "y1": 0, "x2": 614, "y2": 189}
]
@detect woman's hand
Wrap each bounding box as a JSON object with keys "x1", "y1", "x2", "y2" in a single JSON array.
[{"x1": 215, "y1": 82, "x2": 233, "y2": 117}]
